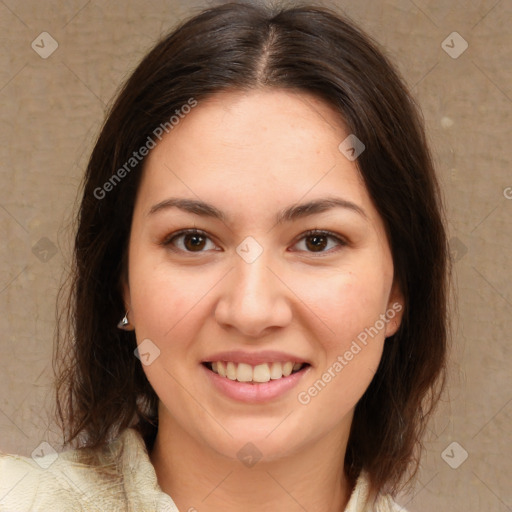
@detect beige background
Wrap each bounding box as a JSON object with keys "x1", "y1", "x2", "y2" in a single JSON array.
[{"x1": 0, "y1": 0, "x2": 510, "y2": 510}]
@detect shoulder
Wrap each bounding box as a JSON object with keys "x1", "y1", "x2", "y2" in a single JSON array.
[
  {"x1": 0, "y1": 445, "x2": 93, "y2": 511},
  {"x1": 345, "y1": 471, "x2": 408, "y2": 512},
  {"x1": 0, "y1": 429, "x2": 178, "y2": 512}
]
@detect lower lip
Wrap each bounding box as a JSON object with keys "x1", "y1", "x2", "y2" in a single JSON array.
[{"x1": 202, "y1": 364, "x2": 309, "y2": 403}]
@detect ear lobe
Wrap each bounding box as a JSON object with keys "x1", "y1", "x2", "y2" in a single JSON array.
[
  {"x1": 385, "y1": 281, "x2": 404, "y2": 338},
  {"x1": 118, "y1": 280, "x2": 135, "y2": 331}
]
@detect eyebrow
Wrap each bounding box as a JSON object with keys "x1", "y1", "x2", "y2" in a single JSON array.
[{"x1": 148, "y1": 196, "x2": 367, "y2": 223}]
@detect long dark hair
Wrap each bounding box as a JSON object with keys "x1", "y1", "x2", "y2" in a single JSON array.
[{"x1": 55, "y1": 1, "x2": 450, "y2": 501}]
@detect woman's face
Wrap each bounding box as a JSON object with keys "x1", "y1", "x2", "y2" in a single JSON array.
[{"x1": 124, "y1": 89, "x2": 403, "y2": 460}]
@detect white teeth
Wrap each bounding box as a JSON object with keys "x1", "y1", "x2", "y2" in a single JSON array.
[
  {"x1": 270, "y1": 362, "x2": 283, "y2": 380},
  {"x1": 209, "y1": 361, "x2": 304, "y2": 382},
  {"x1": 217, "y1": 361, "x2": 226, "y2": 377},
  {"x1": 282, "y1": 362, "x2": 293, "y2": 377},
  {"x1": 226, "y1": 361, "x2": 237, "y2": 380},
  {"x1": 236, "y1": 363, "x2": 253, "y2": 382},
  {"x1": 253, "y1": 363, "x2": 271, "y2": 383}
]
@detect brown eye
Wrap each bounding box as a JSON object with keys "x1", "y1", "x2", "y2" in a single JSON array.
[
  {"x1": 305, "y1": 234, "x2": 328, "y2": 252},
  {"x1": 164, "y1": 229, "x2": 218, "y2": 253},
  {"x1": 293, "y1": 230, "x2": 346, "y2": 254},
  {"x1": 183, "y1": 233, "x2": 206, "y2": 251}
]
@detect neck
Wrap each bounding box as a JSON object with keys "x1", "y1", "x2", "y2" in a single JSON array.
[{"x1": 150, "y1": 416, "x2": 354, "y2": 512}]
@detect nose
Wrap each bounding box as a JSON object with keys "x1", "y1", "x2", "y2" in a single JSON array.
[{"x1": 214, "y1": 250, "x2": 293, "y2": 338}]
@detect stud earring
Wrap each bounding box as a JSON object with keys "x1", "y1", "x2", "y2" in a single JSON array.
[{"x1": 117, "y1": 311, "x2": 132, "y2": 330}]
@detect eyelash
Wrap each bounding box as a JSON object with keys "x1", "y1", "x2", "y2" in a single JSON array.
[{"x1": 161, "y1": 228, "x2": 347, "y2": 256}]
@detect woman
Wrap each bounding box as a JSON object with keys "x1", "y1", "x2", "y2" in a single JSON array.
[{"x1": 0, "y1": 2, "x2": 449, "y2": 511}]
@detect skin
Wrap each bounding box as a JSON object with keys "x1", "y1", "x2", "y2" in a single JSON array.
[{"x1": 123, "y1": 88, "x2": 404, "y2": 512}]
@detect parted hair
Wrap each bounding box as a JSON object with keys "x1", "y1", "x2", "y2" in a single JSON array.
[{"x1": 55, "y1": 1, "x2": 450, "y2": 503}]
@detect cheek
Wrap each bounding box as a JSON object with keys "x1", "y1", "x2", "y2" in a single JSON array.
[
  {"x1": 293, "y1": 269, "x2": 390, "y2": 415},
  {"x1": 128, "y1": 263, "x2": 210, "y2": 401},
  {"x1": 128, "y1": 256, "x2": 213, "y2": 342},
  {"x1": 294, "y1": 266, "x2": 391, "y2": 345}
]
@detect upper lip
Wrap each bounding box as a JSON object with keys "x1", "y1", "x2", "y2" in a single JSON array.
[{"x1": 202, "y1": 350, "x2": 310, "y2": 366}]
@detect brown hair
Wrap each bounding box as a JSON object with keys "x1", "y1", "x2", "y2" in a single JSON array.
[{"x1": 55, "y1": 0, "x2": 450, "y2": 502}]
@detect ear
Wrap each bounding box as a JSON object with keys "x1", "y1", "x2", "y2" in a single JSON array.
[
  {"x1": 119, "y1": 248, "x2": 132, "y2": 308},
  {"x1": 384, "y1": 280, "x2": 404, "y2": 338},
  {"x1": 122, "y1": 280, "x2": 131, "y2": 313},
  {"x1": 119, "y1": 267, "x2": 135, "y2": 330}
]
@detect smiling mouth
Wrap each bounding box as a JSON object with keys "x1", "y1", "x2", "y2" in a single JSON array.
[{"x1": 202, "y1": 361, "x2": 309, "y2": 384}]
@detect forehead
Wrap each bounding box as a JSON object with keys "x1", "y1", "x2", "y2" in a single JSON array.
[
  {"x1": 171, "y1": 88, "x2": 351, "y2": 160},
  {"x1": 136, "y1": 88, "x2": 373, "y2": 225}
]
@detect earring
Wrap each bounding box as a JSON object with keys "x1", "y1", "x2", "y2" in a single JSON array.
[{"x1": 117, "y1": 311, "x2": 132, "y2": 330}]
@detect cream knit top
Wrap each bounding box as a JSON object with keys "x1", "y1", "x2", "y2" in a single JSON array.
[{"x1": 0, "y1": 428, "x2": 406, "y2": 511}]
